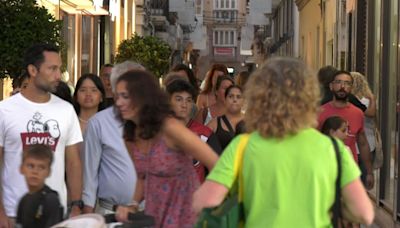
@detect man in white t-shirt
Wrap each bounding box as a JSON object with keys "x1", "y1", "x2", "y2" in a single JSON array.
[{"x1": 0, "y1": 43, "x2": 83, "y2": 227}]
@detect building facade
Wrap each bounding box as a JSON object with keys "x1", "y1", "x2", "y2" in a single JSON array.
[
  {"x1": 268, "y1": 0, "x2": 299, "y2": 58},
  {"x1": 1, "y1": 0, "x2": 148, "y2": 100}
]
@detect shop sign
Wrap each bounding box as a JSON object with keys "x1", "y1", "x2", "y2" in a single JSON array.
[{"x1": 214, "y1": 47, "x2": 235, "y2": 56}]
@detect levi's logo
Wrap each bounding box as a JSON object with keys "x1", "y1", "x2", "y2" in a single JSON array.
[{"x1": 20, "y1": 112, "x2": 61, "y2": 152}]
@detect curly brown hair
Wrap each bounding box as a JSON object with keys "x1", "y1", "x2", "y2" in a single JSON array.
[{"x1": 244, "y1": 57, "x2": 320, "y2": 138}]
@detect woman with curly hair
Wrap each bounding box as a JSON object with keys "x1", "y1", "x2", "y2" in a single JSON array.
[
  {"x1": 350, "y1": 71, "x2": 378, "y2": 184},
  {"x1": 114, "y1": 70, "x2": 218, "y2": 227},
  {"x1": 192, "y1": 57, "x2": 374, "y2": 227},
  {"x1": 350, "y1": 72, "x2": 376, "y2": 118}
]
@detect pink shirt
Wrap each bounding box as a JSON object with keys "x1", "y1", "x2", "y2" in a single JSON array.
[{"x1": 318, "y1": 102, "x2": 365, "y2": 162}]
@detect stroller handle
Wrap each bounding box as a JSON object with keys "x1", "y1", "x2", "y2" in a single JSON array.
[{"x1": 104, "y1": 212, "x2": 155, "y2": 227}]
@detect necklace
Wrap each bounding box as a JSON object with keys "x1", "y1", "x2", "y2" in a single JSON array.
[{"x1": 79, "y1": 117, "x2": 88, "y2": 123}]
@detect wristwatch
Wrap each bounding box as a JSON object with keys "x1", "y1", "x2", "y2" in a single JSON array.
[{"x1": 69, "y1": 200, "x2": 84, "y2": 210}]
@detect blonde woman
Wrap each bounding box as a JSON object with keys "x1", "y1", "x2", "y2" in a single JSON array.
[
  {"x1": 350, "y1": 72, "x2": 378, "y2": 182},
  {"x1": 350, "y1": 72, "x2": 376, "y2": 118},
  {"x1": 193, "y1": 57, "x2": 374, "y2": 227}
]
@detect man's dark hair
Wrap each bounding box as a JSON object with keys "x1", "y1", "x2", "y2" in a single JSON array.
[
  {"x1": 22, "y1": 144, "x2": 54, "y2": 166},
  {"x1": 166, "y1": 79, "x2": 197, "y2": 100},
  {"x1": 332, "y1": 70, "x2": 353, "y2": 84},
  {"x1": 317, "y1": 65, "x2": 338, "y2": 88},
  {"x1": 23, "y1": 43, "x2": 59, "y2": 76}
]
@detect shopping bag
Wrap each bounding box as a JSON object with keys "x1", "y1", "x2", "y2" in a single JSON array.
[{"x1": 195, "y1": 134, "x2": 249, "y2": 228}]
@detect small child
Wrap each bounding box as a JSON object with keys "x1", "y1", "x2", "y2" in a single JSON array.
[
  {"x1": 320, "y1": 116, "x2": 348, "y2": 142},
  {"x1": 16, "y1": 144, "x2": 63, "y2": 228}
]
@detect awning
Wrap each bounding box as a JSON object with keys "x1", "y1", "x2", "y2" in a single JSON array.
[{"x1": 39, "y1": 0, "x2": 109, "y2": 16}]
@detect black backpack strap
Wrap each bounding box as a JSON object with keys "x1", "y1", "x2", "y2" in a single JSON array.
[
  {"x1": 40, "y1": 186, "x2": 64, "y2": 223},
  {"x1": 330, "y1": 137, "x2": 342, "y2": 228}
]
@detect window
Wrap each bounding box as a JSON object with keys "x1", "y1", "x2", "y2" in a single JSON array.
[
  {"x1": 213, "y1": 29, "x2": 236, "y2": 46},
  {"x1": 214, "y1": 0, "x2": 236, "y2": 9}
]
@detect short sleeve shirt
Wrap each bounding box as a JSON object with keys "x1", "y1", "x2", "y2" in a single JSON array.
[
  {"x1": 0, "y1": 94, "x2": 82, "y2": 216},
  {"x1": 318, "y1": 102, "x2": 365, "y2": 161},
  {"x1": 207, "y1": 129, "x2": 360, "y2": 227}
]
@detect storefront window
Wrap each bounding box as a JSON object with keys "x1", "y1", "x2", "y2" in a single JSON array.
[
  {"x1": 380, "y1": 0, "x2": 398, "y2": 212},
  {"x1": 81, "y1": 16, "x2": 99, "y2": 75},
  {"x1": 61, "y1": 12, "x2": 76, "y2": 84},
  {"x1": 367, "y1": 0, "x2": 381, "y2": 200}
]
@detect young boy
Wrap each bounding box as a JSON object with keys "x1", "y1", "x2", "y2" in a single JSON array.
[
  {"x1": 16, "y1": 144, "x2": 63, "y2": 228},
  {"x1": 166, "y1": 79, "x2": 221, "y2": 182}
]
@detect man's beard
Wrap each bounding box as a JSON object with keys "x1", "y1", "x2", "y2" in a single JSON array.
[
  {"x1": 36, "y1": 80, "x2": 59, "y2": 93},
  {"x1": 333, "y1": 89, "x2": 349, "y2": 101}
]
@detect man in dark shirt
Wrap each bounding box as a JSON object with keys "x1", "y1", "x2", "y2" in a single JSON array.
[{"x1": 16, "y1": 144, "x2": 63, "y2": 228}]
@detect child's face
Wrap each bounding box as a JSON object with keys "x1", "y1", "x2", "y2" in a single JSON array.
[
  {"x1": 20, "y1": 157, "x2": 50, "y2": 192},
  {"x1": 170, "y1": 91, "x2": 193, "y2": 122},
  {"x1": 330, "y1": 122, "x2": 348, "y2": 141}
]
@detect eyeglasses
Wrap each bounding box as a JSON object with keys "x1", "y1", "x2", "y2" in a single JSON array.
[{"x1": 332, "y1": 80, "x2": 352, "y2": 87}]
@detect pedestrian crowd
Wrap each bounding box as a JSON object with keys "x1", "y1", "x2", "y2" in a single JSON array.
[{"x1": 0, "y1": 43, "x2": 376, "y2": 227}]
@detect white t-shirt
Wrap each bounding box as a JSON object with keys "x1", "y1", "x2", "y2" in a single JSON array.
[{"x1": 0, "y1": 93, "x2": 83, "y2": 216}]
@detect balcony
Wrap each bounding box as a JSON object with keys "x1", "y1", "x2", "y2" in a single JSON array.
[
  {"x1": 150, "y1": 8, "x2": 167, "y2": 26},
  {"x1": 169, "y1": 0, "x2": 196, "y2": 32},
  {"x1": 215, "y1": 10, "x2": 237, "y2": 23},
  {"x1": 203, "y1": 10, "x2": 245, "y2": 26}
]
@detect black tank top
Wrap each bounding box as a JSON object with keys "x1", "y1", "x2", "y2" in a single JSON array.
[{"x1": 215, "y1": 115, "x2": 236, "y2": 150}]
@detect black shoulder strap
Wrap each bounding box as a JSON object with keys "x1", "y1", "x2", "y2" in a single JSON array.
[
  {"x1": 330, "y1": 137, "x2": 342, "y2": 228},
  {"x1": 221, "y1": 115, "x2": 235, "y2": 135},
  {"x1": 202, "y1": 108, "x2": 208, "y2": 124}
]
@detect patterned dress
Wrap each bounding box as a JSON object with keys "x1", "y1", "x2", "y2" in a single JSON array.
[{"x1": 131, "y1": 138, "x2": 200, "y2": 228}]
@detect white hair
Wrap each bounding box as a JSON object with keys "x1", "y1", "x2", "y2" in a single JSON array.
[{"x1": 110, "y1": 61, "x2": 145, "y2": 92}]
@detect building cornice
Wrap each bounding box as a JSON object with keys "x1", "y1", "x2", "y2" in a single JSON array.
[{"x1": 295, "y1": 0, "x2": 311, "y2": 10}]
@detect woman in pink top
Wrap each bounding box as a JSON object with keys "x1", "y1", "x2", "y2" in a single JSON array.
[{"x1": 114, "y1": 70, "x2": 218, "y2": 227}]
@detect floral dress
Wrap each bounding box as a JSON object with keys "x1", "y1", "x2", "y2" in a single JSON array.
[{"x1": 131, "y1": 138, "x2": 200, "y2": 228}]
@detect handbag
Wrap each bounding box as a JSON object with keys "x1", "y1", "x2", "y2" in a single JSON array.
[
  {"x1": 373, "y1": 127, "x2": 383, "y2": 169},
  {"x1": 195, "y1": 134, "x2": 250, "y2": 228}
]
